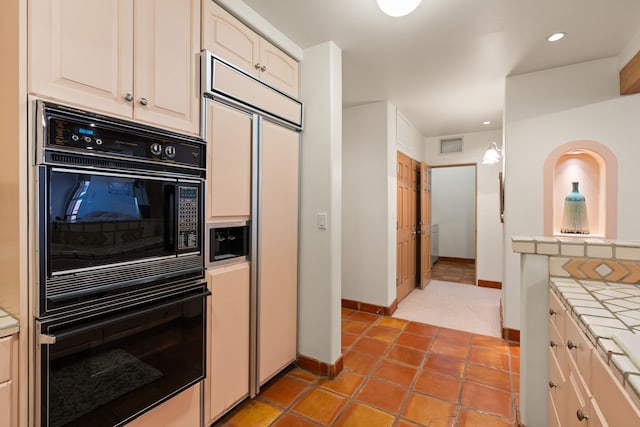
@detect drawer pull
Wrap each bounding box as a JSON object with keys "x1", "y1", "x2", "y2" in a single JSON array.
[
  {"x1": 549, "y1": 381, "x2": 558, "y2": 389},
  {"x1": 576, "y1": 409, "x2": 589, "y2": 422},
  {"x1": 549, "y1": 308, "x2": 557, "y2": 316},
  {"x1": 567, "y1": 340, "x2": 578, "y2": 350},
  {"x1": 550, "y1": 340, "x2": 558, "y2": 348}
]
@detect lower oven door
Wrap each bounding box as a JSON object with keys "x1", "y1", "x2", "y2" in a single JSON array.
[{"x1": 36, "y1": 284, "x2": 209, "y2": 427}]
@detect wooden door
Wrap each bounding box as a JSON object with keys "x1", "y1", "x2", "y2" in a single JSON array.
[
  {"x1": 205, "y1": 100, "x2": 252, "y2": 221},
  {"x1": 134, "y1": 0, "x2": 200, "y2": 134},
  {"x1": 202, "y1": 0, "x2": 260, "y2": 78},
  {"x1": 397, "y1": 152, "x2": 417, "y2": 302},
  {"x1": 259, "y1": 38, "x2": 299, "y2": 97},
  {"x1": 205, "y1": 263, "x2": 250, "y2": 424},
  {"x1": 29, "y1": 0, "x2": 133, "y2": 118},
  {"x1": 258, "y1": 120, "x2": 299, "y2": 386},
  {"x1": 419, "y1": 162, "x2": 432, "y2": 288}
]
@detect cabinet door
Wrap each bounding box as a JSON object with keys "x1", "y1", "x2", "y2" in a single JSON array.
[
  {"x1": 29, "y1": 0, "x2": 134, "y2": 117},
  {"x1": 134, "y1": 0, "x2": 201, "y2": 134},
  {"x1": 202, "y1": 0, "x2": 260, "y2": 78},
  {"x1": 258, "y1": 120, "x2": 299, "y2": 385},
  {"x1": 205, "y1": 101, "x2": 252, "y2": 221},
  {"x1": 259, "y1": 38, "x2": 299, "y2": 97},
  {"x1": 206, "y1": 263, "x2": 251, "y2": 423},
  {"x1": 126, "y1": 384, "x2": 201, "y2": 427},
  {"x1": 0, "y1": 381, "x2": 12, "y2": 427}
]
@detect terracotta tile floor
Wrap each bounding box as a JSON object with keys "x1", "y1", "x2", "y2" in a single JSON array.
[
  {"x1": 216, "y1": 309, "x2": 520, "y2": 427},
  {"x1": 431, "y1": 258, "x2": 476, "y2": 285}
]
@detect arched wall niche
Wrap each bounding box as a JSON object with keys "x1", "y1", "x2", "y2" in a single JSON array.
[{"x1": 543, "y1": 140, "x2": 617, "y2": 239}]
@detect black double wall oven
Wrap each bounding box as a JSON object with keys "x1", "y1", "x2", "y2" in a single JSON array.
[{"x1": 32, "y1": 100, "x2": 209, "y2": 427}]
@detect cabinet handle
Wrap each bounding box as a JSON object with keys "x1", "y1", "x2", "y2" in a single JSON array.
[
  {"x1": 576, "y1": 409, "x2": 589, "y2": 422},
  {"x1": 124, "y1": 93, "x2": 133, "y2": 102},
  {"x1": 550, "y1": 340, "x2": 557, "y2": 348},
  {"x1": 567, "y1": 340, "x2": 578, "y2": 350},
  {"x1": 139, "y1": 97, "x2": 148, "y2": 106},
  {"x1": 549, "y1": 308, "x2": 557, "y2": 316},
  {"x1": 260, "y1": 65, "x2": 267, "y2": 72},
  {"x1": 255, "y1": 63, "x2": 262, "y2": 70},
  {"x1": 549, "y1": 381, "x2": 557, "y2": 389}
]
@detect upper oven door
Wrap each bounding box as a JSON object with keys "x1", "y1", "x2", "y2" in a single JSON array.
[{"x1": 43, "y1": 167, "x2": 197, "y2": 275}]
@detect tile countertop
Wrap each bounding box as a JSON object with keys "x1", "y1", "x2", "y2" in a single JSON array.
[
  {"x1": 550, "y1": 278, "x2": 640, "y2": 407},
  {"x1": 0, "y1": 308, "x2": 19, "y2": 338},
  {"x1": 512, "y1": 236, "x2": 640, "y2": 407}
]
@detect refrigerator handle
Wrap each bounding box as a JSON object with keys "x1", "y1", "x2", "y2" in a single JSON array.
[{"x1": 249, "y1": 114, "x2": 262, "y2": 397}]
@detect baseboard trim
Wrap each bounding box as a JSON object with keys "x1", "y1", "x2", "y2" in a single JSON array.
[
  {"x1": 502, "y1": 327, "x2": 520, "y2": 343},
  {"x1": 342, "y1": 298, "x2": 398, "y2": 316},
  {"x1": 296, "y1": 354, "x2": 343, "y2": 379},
  {"x1": 437, "y1": 256, "x2": 476, "y2": 264},
  {"x1": 478, "y1": 280, "x2": 502, "y2": 289}
]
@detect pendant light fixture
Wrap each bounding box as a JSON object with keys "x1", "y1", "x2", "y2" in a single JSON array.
[
  {"x1": 376, "y1": 0, "x2": 422, "y2": 17},
  {"x1": 482, "y1": 141, "x2": 502, "y2": 164}
]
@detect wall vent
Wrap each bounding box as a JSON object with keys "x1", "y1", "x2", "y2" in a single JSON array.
[{"x1": 440, "y1": 137, "x2": 463, "y2": 154}]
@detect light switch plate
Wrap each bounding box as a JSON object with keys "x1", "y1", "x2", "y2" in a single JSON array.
[{"x1": 317, "y1": 212, "x2": 327, "y2": 230}]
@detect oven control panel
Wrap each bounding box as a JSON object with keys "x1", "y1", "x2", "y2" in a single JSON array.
[
  {"x1": 39, "y1": 101, "x2": 205, "y2": 174},
  {"x1": 177, "y1": 186, "x2": 199, "y2": 250}
]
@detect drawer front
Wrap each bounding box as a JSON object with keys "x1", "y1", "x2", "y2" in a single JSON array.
[
  {"x1": 0, "y1": 337, "x2": 11, "y2": 383},
  {"x1": 565, "y1": 314, "x2": 592, "y2": 385},
  {"x1": 549, "y1": 350, "x2": 567, "y2": 426},
  {"x1": 549, "y1": 290, "x2": 566, "y2": 336},
  {"x1": 590, "y1": 349, "x2": 640, "y2": 426},
  {"x1": 0, "y1": 380, "x2": 12, "y2": 427},
  {"x1": 566, "y1": 369, "x2": 590, "y2": 427},
  {"x1": 548, "y1": 391, "x2": 563, "y2": 427},
  {"x1": 550, "y1": 319, "x2": 566, "y2": 369}
]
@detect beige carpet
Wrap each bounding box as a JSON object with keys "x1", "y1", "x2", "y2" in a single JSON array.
[{"x1": 392, "y1": 280, "x2": 502, "y2": 338}]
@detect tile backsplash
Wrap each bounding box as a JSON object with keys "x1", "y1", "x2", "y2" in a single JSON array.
[{"x1": 513, "y1": 236, "x2": 640, "y2": 285}]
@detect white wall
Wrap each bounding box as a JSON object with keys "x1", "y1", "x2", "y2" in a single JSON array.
[
  {"x1": 297, "y1": 41, "x2": 342, "y2": 365},
  {"x1": 425, "y1": 129, "x2": 503, "y2": 283},
  {"x1": 431, "y1": 166, "x2": 476, "y2": 259},
  {"x1": 503, "y1": 56, "x2": 640, "y2": 330},
  {"x1": 342, "y1": 101, "x2": 397, "y2": 307}
]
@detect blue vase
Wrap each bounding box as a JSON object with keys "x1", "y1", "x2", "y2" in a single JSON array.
[{"x1": 560, "y1": 182, "x2": 589, "y2": 234}]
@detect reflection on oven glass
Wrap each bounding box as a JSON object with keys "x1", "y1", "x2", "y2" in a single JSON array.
[
  {"x1": 50, "y1": 349, "x2": 162, "y2": 427},
  {"x1": 48, "y1": 171, "x2": 173, "y2": 272}
]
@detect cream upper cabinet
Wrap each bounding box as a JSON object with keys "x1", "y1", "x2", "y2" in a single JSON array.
[
  {"x1": 202, "y1": 0, "x2": 298, "y2": 97},
  {"x1": 29, "y1": 0, "x2": 201, "y2": 135}
]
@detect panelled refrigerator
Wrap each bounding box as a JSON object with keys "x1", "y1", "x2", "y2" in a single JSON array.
[{"x1": 201, "y1": 51, "x2": 303, "y2": 424}]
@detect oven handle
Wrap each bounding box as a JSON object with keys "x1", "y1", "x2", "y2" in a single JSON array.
[{"x1": 38, "y1": 287, "x2": 211, "y2": 346}]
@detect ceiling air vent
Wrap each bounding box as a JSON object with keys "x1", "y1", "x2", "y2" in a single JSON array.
[{"x1": 440, "y1": 137, "x2": 463, "y2": 154}]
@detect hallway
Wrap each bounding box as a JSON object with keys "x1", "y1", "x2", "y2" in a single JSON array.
[
  {"x1": 216, "y1": 309, "x2": 519, "y2": 426},
  {"x1": 430, "y1": 258, "x2": 476, "y2": 285}
]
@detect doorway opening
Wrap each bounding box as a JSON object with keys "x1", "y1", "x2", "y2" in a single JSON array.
[{"x1": 430, "y1": 164, "x2": 477, "y2": 285}]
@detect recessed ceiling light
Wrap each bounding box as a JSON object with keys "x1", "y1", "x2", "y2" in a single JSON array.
[
  {"x1": 547, "y1": 32, "x2": 565, "y2": 42},
  {"x1": 483, "y1": 121, "x2": 491, "y2": 125}
]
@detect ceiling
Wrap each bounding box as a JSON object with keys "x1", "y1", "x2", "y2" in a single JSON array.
[{"x1": 240, "y1": 0, "x2": 640, "y2": 138}]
